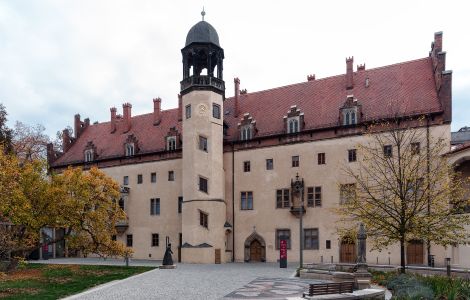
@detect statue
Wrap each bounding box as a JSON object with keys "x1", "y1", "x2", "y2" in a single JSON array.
[
  {"x1": 162, "y1": 243, "x2": 174, "y2": 266},
  {"x1": 354, "y1": 223, "x2": 372, "y2": 289},
  {"x1": 357, "y1": 223, "x2": 367, "y2": 264}
]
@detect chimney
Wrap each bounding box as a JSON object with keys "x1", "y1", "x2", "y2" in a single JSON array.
[
  {"x1": 62, "y1": 128, "x2": 71, "y2": 152},
  {"x1": 153, "y1": 97, "x2": 162, "y2": 125},
  {"x1": 46, "y1": 143, "x2": 55, "y2": 165},
  {"x1": 346, "y1": 57, "x2": 354, "y2": 89},
  {"x1": 307, "y1": 74, "x2": 316, "y2": 81},
  {"x1": 110, "y1": 107, "x2": 117, "y2": 133},
  {"x1": 123, "y1": 103, "x2": 132, "y2": 132},
  {"x1": 433, "y1": 31, "x2": 443, "y2": 53},
  {"x1": 178, "y1": 94, "x2": 182, "y2": 121},
  {"x1": 74, "y1": 114, "x2": 81, "y2": 138},
  {"x1": 440, "y1": 70, "x2": 452, "y2": 123},
  {"x1": 357, "y1": 64, "x2": 366, "y2": 71},
  {"x1": 429, "y1": 32, "x2": 451, "y2": 123},
  {"x1": 234, "y1": 77, "x2": 240, "y2": 117}
]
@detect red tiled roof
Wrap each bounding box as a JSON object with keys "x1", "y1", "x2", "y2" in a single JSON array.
[{"x1": 52, "y1": 57, "x2": 442, "y2": 167}]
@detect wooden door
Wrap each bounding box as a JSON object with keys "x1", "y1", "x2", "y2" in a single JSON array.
[
  {"x1": 215, "y1": 248, "x2": 221, "y2": 264},
  {"x1": 340, "y1": 242, "x2": 356, "y2": 263},
  {"x1": 250, "y1": 240, "x2": 262, "y2": 262},
  {"x1": 407, "y1": 240, "x2": 424, "y2": 265}
]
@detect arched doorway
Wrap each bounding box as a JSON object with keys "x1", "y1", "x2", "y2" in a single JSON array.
[
  {"x1": 407, "y1": 240, "x2": 424, "y2": 265},
  {"x1": 340, "y1": 238, "x2": 356, "y2": 263},
  {"x1": 244, "y1": 232, "x2": 266, "y2": 262}
]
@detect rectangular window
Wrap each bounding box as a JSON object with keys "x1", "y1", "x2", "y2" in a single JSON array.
[
  {"x1": 307, "y1": 187, "x2": 322, "y2": 207},
  {"x1": 307, "y1": 187, "x2": 314, "y2": 207},
  {"x1": 243, "y1": 161, "x2": 251, "y2": 172},
  {"x1": 326, "y1": 240, "x2": 331, "y2": 249},
  {"x1": 315, "y1": 186, "x2": 322, "y2": 207},
  {"x1": 318, "y1": 153, "x2": 326, "y2": 165},
  {"x1": 241, "y1": 191, "x2": 253, "y2": 210},
  {"x1": 292, "y1": 155, "x2": 299, "y2": 167},
  {"x1": 126, "y1": 234, "x2": 133, "y2": 247},
  {"x1": 199, "y1": 136, "x2": 208, "y2": 152},
  {"x1": 137, "y1": 174, "x2": 143, "y2": 184},
  {"x1": 340, "y1": 183, "x2": 356, "y2": 204},
  {"x1": 123, "y1": 176, "x2": 129, "y2": 186},
  {"x1": 276, "y1": 189, "x2": 290, "y2": 208},
  {"x1": 266, "y1": 158, "x2": 273, "y2": 170},
  {"x1": 167, "y1": 137, "x2": 176, "y2": 151},
  {"x1": 348, "y1": 149, "x2": 357, "y2": 162},
  {"x1": 276, "y1": 229, "x2": 291, "y2": 249},
  {"x1": 304, "y1": 228, "x2": 319, "y2": 250},
  {"x1": 411, "y1": 142, "x2": 420, "y2": 155},
  {"x1": 150, "y1": 198, "x2": 160, "y2": 215},
  {"x1": 151, "y1": 172, "x2": 157, "y2": 183},
  {"x1": 168, "y1": 171, "x2": 174, "y2": 181},
  {"x1": 384, "y1": 145, "x2": 393, "y2": 158},
  {"x1": 199, "y1": 211, "x2": 208, "y2": 228},
  {"x1": 178, "y1": 196, "x2": 183, "y2": 214},
  {"x1": 151, "y1": 233, "x2": 159, "y2": 247},
  {"x1": 212, "y1": 103, "x2": 221, "y2": 119},
  {"x1": 199, "y1": 176, "x2": 208, "y2": 193},
  {"x1": 185, "y1": 104, "x2": 191, "y2": 119}
]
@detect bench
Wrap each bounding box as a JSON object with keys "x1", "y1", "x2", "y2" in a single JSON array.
[{"x1": 303, "y1": 281, "x2": 355, "y2": 297}]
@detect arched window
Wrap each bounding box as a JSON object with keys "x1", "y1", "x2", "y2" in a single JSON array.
[
  {"x1": 167, "y1": 136, "x2": 176, "y2": 151},
  {"x1": 125, "y1": 143, "x2": 135, "y2": 157},
  {"x1": 84, "y1": 150, "x2": 93, "y2": 162},
  {"x1": 345, "y1": 112, "x2": 350, "y2": 125},
  {"x1": 351, "y1": 112, "x2": 356, "y2": 125},
  {"x1": 288, "y1": 118, "x2": 299, "y2": 134},
  {"x1": 240, "y1": 126, "x2": 252, "y2": 141}
]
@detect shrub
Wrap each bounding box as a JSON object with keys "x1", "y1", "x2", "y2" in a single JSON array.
[{"x1": 386, "y1": 274, "x2": 434, "y2": 300}]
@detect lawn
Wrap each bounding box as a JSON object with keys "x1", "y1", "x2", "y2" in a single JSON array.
[{"x1": 0, "y1": 263, "x2": 155, "y2": 300}]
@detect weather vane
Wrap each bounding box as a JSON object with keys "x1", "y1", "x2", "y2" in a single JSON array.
[{"x1": 201, "y1": 7, "x2": 206, "y2": 21}]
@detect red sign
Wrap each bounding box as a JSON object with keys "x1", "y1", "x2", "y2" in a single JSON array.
[{"x1": 280, "y1": 240, "x2": 287, "y2": 259}]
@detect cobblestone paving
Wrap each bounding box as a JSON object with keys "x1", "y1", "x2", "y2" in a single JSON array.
[{"x1": 63, "y1": 262, "x2": 301, "y2": 300}]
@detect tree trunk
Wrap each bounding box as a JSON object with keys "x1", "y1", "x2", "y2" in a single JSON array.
[{"x1": 400, "y1": 236, "x2": 406, "y2": 274}]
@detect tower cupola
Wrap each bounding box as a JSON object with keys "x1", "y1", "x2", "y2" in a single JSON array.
[{"x1": 180, "y1": 10, "x2": 225, "y2": 96}]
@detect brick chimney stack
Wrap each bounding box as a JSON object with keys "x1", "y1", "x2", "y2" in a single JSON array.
[
  {"x1": 62, "y1": 128, "x2": 71, "y2": 152},
  {"x1": 307, "y1": 74, "x2": 316, "y2": 81},
  {"x1": 153, "y1": 97, "x2": 162, "y2": 125},
  {"x1": 110, "y1": 107, "x2": 117, "y2": 133},
  {"x1": 74, "y1": 114, "x2": 81, "y2": 138},
  {"x1": 357, "y1": 64, "x2": 366, "y2": 71},
  {"x1": 234, "y1": 77, "x2": 240, "y2": 117},
  {"x1": 178, "y1": 94, "x2": 182, "y2": 121},
  {"x1": 123, "y1": 103, "x2": 132, "y2": 132},
  {"x1": 346, "y1": 57, "x2": 354, "y2": 89}
]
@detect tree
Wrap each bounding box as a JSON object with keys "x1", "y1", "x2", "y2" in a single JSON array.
[
  {"x1": 53, "y1": 126, "x2": 73, "y2": 153},
  {"x1": 0, "y1": 104, "x2": 13, "y2": 153},
  {"x1": 12, "y1": 121, "x2": 50, "y2": 162},
  {"x1": 337, "y1": 119, "x2": 470, "y2": 273}
]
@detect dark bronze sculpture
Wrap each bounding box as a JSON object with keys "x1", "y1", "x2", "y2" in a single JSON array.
[{"x1": 162, "y1": 243, "x2": 174, "y2": 266}]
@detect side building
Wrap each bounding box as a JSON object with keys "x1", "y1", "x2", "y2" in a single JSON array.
[{"x1": 49, "y1": 21, "x2": 467, "y2": 267}]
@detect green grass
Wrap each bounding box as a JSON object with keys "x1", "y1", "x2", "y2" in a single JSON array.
[{"x1": 0, "y1": 263, "x2": 155, "y2": 300}]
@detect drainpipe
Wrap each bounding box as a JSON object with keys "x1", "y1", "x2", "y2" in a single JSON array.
[
  {"x1": 426, "y1": 116, "x2": 431, "y2": 266},
  {"x1": 232, "y1": 142, "x2": 236, "y2": 262}
]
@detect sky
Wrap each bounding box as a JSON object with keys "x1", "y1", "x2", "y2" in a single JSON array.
[{"x1": 0, "y1": 0, "x2": 469, "y2": 138}]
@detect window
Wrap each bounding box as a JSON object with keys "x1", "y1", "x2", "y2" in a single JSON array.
[
  {"x1": 123, "y1": 176, "x2": 129, "y2": 186},
  {"x1": 241, "y1": 191, "x2": 253, "y2": 210},
  {"x1": 199, "y1": 136, "x2": 208, "y2": 152},
  {"x1": 348, "y1": 149, "x2": 357, "y2": 162},
  {"x1": 276, "y1": 229, "x2": 291, "y2": 249},
  {"x1": 292, "y1": 155, "x2": 299, "y2": 167},
  {"x1": 199, "y1": 211, "x2": 208, "y2": 228},
  {"x1": 212, "y1": 103, "x2": 221, "y2": 119},
  {"x1": 168, "y1": 171, "x2": 174, "y2": 181},
  {"x1": 167, "y1": 136, "x2": 176, "y2": 151},
  {"x1": 126, "y1": 234, "x2": 133, "y2": 247},
  {"x1": 118, "y1": 198, "x2": 125, "y2": 210},
  {"x1": 318, "y1": 153, "x2": 326, "y2": 165},
  {"x1": 411, "y1": 142, "x2": 420, "y2": 155},
  {"x1": 185, "y1": 104, "x2": 191, "y2": 119},
  {"x1": 266, "y1": 159, "x2": 273, "y2": 170},
  {"x1": 343, "y1": 108, "x2": 358, "y2": 125},
  {"x1": 340, "y1": 183, "x2": 356, "y2": 204},
  {"x1": 199, "y1": 176, "x2": 208, "y2": 193},
  {"x1": 240, "y1": 126, "x2": 252, "y2": 141},
  {"x1": 111, "y1": 235, "x2": 117, "y2": 241},
  {"x1": 384, "y1": 145, "x2": 393, "y2": 158},
  {"x1": 151, "y1": 233, "x2": 159, "y2": 247},
  {"x1": 84, "y1": 150, "x2": 93, "y2": 162},
  {"x1": 326, "y1": 240, "x2": 331, "y2": 249},
  {"x1": 151, "y1": 172, "x2": 156, "y2": 183},
  {"x1": 288, "y1": 118, "x2": 299, "y2": 133},
  {"x1": 178, "y1": 196, "x2": 183, "y2": 214},
  {"x1": 125, "y1": 143, "x2": 135, "y2": 157},
  {"x1": 243, "y1": 161, "x2": 251, "y2": 172},
  {"x1": 307, "y1": 186, "x2": 322, "y2": 207},
  {"x1": 150, "y1": 198, "x2": 160, "y2": 215},
  {"x1": 137, "y1": 174, "x2": 143, "y2": 184},
  {"x1": 304, "y1": 228, "x2": 319, "y2": 250},
  {"x1": 276, "y1": 189, "x2": 290, "y2": 208}
]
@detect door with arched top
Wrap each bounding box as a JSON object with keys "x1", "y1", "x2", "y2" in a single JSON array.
[{"x1": 250, "y1": 240, "x2": 263, "y2": 262}]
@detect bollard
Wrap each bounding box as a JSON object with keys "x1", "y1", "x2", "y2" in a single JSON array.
[
  {"x1": 388, "y1": 257, "x2": 390, "y2": 265},
  {"x1": 446, "y1": 258, "x2": 451, "y2": 277},
  {"x1": 376, "y1": 257, "x2": 378, "y2": 264},
  {"x1": 321, "y1": 255, "x2": 323, "y2": 263},
  {"x1": 331, "y1": 256, "x2": 333, "y2": 263}
]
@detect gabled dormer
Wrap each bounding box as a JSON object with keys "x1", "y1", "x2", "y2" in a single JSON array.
[
  {"x1": 165, "y1": 127, "x2": 181, "y2": 151},
  {"x1": 84, "y1": 141, "x2": 97, "y2": 163},
  {"x1": 238, "y1": 113, "x2": 257, "y2": 141},
  {"x1": 124, "y1": 134, "x2": 139, "y2": 157},
  {"x1": 340, "y1": 95, "x2": 362, "y2": 126},
  {"x1": 283, "y1": 105, "x2": 304, "y2": 134}
]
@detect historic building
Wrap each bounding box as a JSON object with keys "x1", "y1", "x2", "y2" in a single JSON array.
[{"x1": 48, "y1": 18, "x2": 470, "y2": 267}]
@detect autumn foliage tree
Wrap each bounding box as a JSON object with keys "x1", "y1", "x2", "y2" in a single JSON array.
[{"x1": 337, "y1": 119, "x2": 470, "y2": 273}]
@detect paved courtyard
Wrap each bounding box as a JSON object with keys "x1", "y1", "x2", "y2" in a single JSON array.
[{"x1": 45, "y1": 259, "x2": 306, "y2": 300}]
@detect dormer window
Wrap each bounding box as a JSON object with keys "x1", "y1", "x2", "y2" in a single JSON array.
[
  {"x1": 288, "y1": 117, "x2": 300, "y2": 134},
  {"x1": 343, "y1": 109, "x2": 358, "y2": 126},
  {"x1": 167, "y1": 136, "x2": 177, "y2": 151},
  {"x1": 284, "y1": 105, "x2": 304, "y2": 134},
  {"x1": 340, "y1": 95, "x2": 361, "y2": 126},
  {"x1": 84, "y1": 149, "x2": 93, "y2": 162},
  {"x1": 125, "y1": 143, "x2": 135, "y2": 157},
  {"x1": 240, "y1": 125, "x2": 252, "y2": 141},
  {"x1": 238, "y1": 113, "x2": 257, "y2": 141}
]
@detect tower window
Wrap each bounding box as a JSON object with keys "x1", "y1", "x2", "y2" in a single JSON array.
[
  {"x1": 212, "y1": 103, "x2": 221, "y2": 119},
  {"x1": 199, "y1": 210, "x2": 208, "y2": 228},
  {"x1": 167, "y1": 136, "x2": 177, "y2": 151},
  {"x1": 125, "y1": 143, "x2": 135, "y2": 157},
  {"x1": 199, "y1": 176, "x2": 208, "y2": 193},
  {"x1": 185, "y1": 104, "x2": 191, "y2": 119},
  {"x1": 199, "y1": 136, "x2": 208, "y2": 152}
]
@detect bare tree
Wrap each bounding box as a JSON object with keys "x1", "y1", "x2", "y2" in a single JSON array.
[{"x1": 12, "y1": 121, "x2": 50, "y2": 161}]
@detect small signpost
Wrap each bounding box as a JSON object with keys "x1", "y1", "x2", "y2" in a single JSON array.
[{"x1": 280, "y1": 239, "x2": 287, "y2": 268}]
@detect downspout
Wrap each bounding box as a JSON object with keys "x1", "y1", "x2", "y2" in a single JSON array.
[
  {"x1": 426, "y1": 116, "x2": 431, "y2": 265},
  {"x1": 232, "y1": 142, "x2": 235, "y2": 262}
]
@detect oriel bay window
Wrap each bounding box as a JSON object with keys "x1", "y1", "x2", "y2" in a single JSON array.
[
  {"x1": 241, "y1": 191, "x2": 253, "y2": 210},
  {"x1": 276, "y1": 229, "x2": 291, "y2": 249},
  {"x1": 304, "y1": 228, "x2": 319, "y2": 250},
  {"x1": 276, "y1": 189, "x2": 290, "y2": 208}
]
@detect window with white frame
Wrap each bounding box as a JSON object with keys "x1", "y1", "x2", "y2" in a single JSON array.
[
  {"x1": 343, "y1": 108, "x2": 358, "y2": 126},
  {"x1": 84, "y1": 149, "x2": 93, "y2": 162},
  {"x1": 167, "y1": 136, "x2": 177, "y2": 151},
  {"x1": 240, "y1": 125, "x2": 252, "y2": 141},
  {"x1": 125, "y1": 143, "x2": 135, "y2": 157},
  {"x1": 287, "y1": 117, "x2": 300, "y2": 133}
]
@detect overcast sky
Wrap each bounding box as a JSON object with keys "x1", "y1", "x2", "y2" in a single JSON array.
[{"x1": 0, "y1": 0, "x2": 469, "y2": 138}]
